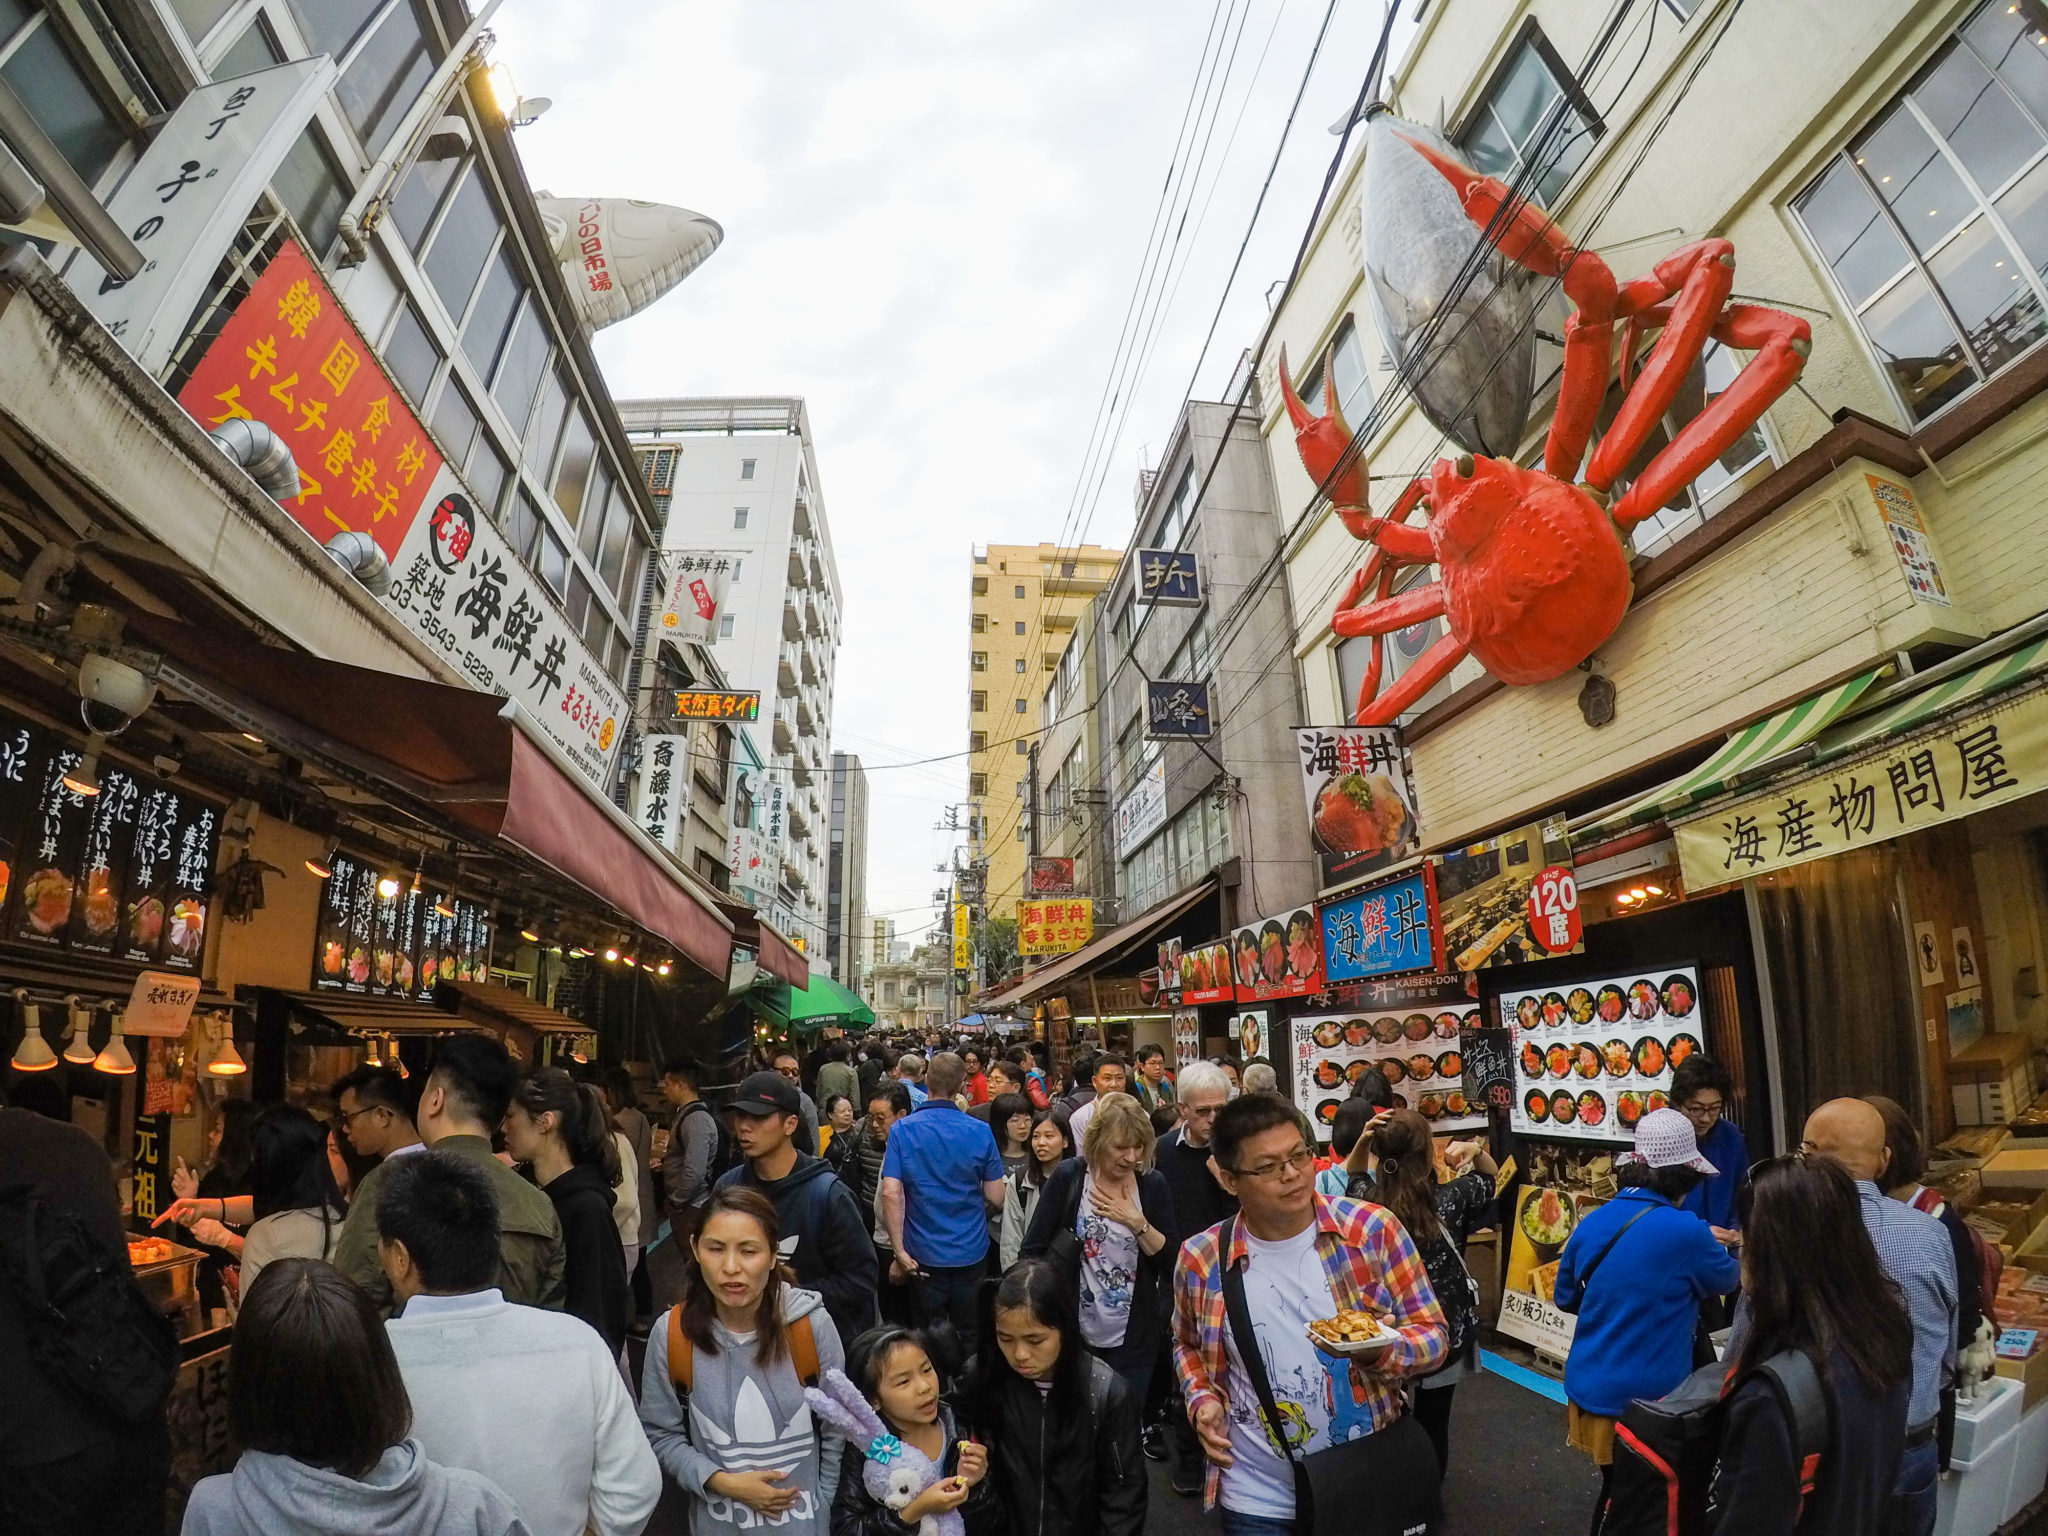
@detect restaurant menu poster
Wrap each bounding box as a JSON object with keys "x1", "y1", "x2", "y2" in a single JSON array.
[
  {"x1": 1292, "y1": 1005, "x2": 1487, "y2": 1142},
  {"x1": 311, "y1": 853, "x2": 490, "y2": 999},
  {"x1": 1504, "y1": 963, "x2": 1702, "y2": 1143},
  {"x1": 1232, "y1": 904, "x2": 1322, "y2": 1003}
]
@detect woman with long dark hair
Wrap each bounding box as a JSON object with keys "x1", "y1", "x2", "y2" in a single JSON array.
[
  {"x1": 503, "y1": 1067, "x2": 630, "y2": 1355},
  {"x1": 639, "y1": 1187, "x2": 846, "y2": 1536},
  {"x1": 239, "y1": 1105, "x2": 347, "y2": 1292},
  {"x1": 1708, "y1": 1155, "x2": 1912, "y2": 1535},
  {"x1": 964, "y1": 1259, "x2": 1144, "y2": 1536},
  {"x1": 998, "y1": 1107, "x2": 1072, "y2": 1271}
]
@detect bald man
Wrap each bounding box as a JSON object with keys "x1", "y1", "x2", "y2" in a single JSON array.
[{"x1": 1801, "y1": 1098, "x2": 1955, "y2": 1536}]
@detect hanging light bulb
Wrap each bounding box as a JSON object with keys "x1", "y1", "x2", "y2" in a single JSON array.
[
  {"x1": 434, "y1": 892, "x2": 456, "y2": 918},
  {"x1": 93, "y1": 1014, "x2": 135, "y2": 1075},
  {"x1": 364, "y1": 1036, "x2": 382, "y2": 1067},
  {"x1": 519, "y1": 914, "x2": 541, "y2": 944},
  {"x1": 604, "y1": 945, "x2": 620, "y2": 963},
  {"x1": 208, "y1": 1036, "x2": 247, "y2": 1076},
  {"x1": 376, "y1": 874, "x2": 401, "y2": 899},
  {"x1": 656, "y1": 959, "x2": 672, "y2": 977},
  {"x1": 1615, "y1": 891, "x2": 1636, "y2": 905},
  {"x1": 306, "y1": 835, "x2": 338, "y2": 879},
  {"x1": 61, "y1": 996, "x2": 95, "y2": 1065},
  {"x1": 10, "y1": 994, "x2": 56, "y2": 1072},
  {"x1": 410, "y1": 859, "x2": 425, "y2": 897},
  {"x1": 61, "y1": 735, "x2": 105, "y2": 798}
]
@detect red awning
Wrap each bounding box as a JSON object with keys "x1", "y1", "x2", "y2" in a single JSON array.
[
  {"x1": 718, "y1": 901, "x2": 808, "y2": 990},
  {"x1": 128, "y1": 615, "x2": 736, "y2": 982}
]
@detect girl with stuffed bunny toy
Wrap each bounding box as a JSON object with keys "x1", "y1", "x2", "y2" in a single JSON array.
[{"x1": 814, "y1": 1326, "x2": 998, "y2": 1536}]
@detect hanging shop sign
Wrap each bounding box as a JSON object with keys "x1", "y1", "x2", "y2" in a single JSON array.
[
  {"x1": 728, "y1": 826, "x2": 771, "y2": 891},
  {"x1": 1866, "y1": 474, "x2": 1950, "y2": 607},
  {"x1": 1018, "y1": 899, "x2": 1092, "y2": 955},
  {"x1": 1135, "y1": 549, "x2": 1201, "y2": 607},
  {"x1": 1145, "y1": 680, "x2": 1213, "y2": 740},
  {"x1": 1028, "y1": 856, "x2": 1075, "y2": 896},
  {"x1": 1675, "y1": 684, "x2": 2048, "y2": 891},
  {"x1": 386, "y1": 482, "x2": 627, "y2": 791},
  {"x1": 178, "y1": 239, "x2": 444, "y2": 561},
  {"x1": 1504, "y1": 962, "x2": 1702, "y2": 1143},
  {"x1": 124, "y1": 971, "x2": 203, "y2": 1038},
  {"x1": 70, "y1": 58, "x2": 335, "y2": 373},
  {"x1": 1114, "y1": 758, "x2": 1168, "y2": 858},
  {"x1": 673, "y1": 689, "x2": 761, "y2": 721},
  {"x1": 953, "y1": 901, "x2": 970, "y2": 973},
  {"x1": 1291, "y1": 1003, "x2": 1485, "y2": 1142},
  {"x1": 634, "y1": 734, "x2": 690, "y2": 853},
  {"x1": 1435, "y1": 816, "x2": 1581, "y2": 970},
  {"x1": 1297, "y1": 726, "x2": 1420, "y2": 891},
  {"x1": 310, "y1": 853, "x2": 490, "y2": 999},
  {"x1": 1172, "y1": 1007, "x2": 1201, "y2": 1068},
  {"x1": 0, "y1": 715, "x2": 218, "y2": 973},
  {"x1": 1231, "y1": 904, "x2": 1322, "y2": 1003},
  {"x1": 1235, "y1": 1008, "x2": 1269, "y2": 1062},
  {"x1": 657, "y1": 552, "x2": 738, "y2": 643},
  {"x1": 1176, "y1": 938, "x2": 1236, "y2": 1005},
  {"x1": 1320, "y1": 865, "x2": 1441, "y2": 983}
]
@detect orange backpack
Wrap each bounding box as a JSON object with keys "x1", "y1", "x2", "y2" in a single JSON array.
[{"x1": 666, "y1": 1305, "x2": 821, "y2": 1394}]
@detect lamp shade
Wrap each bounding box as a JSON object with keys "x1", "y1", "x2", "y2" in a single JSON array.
[
  {"x1": 93, "y1": 1033, "x2": 136, "y2": 1075},
  {"x1": 61, "y1": 999, "x2": 95, "y2": 1064},
  {"x1": 207, "y1": 1036, "x2": 247, "y2": 1076},
  {"x1": 10, "y1": 1002, "x2": 56, "y2": 1072}
]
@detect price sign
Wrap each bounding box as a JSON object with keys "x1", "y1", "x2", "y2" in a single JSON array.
[
  {"x1": 124, "y1": 970, "x2": 202, "y2": 1038},
  {"x1": 1526, "y1": 865, "x2": 1581, "y2": 954}
]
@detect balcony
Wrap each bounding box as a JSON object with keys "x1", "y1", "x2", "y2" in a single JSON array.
[
  {"x1": 781, "y1": 594, "x2": 803, "y2": 642},
  {"x1": 796, "y1": 690, "x2": 816, "y2": 731},
  {"x1": 788, "y1": 797, "x2": 811, "y2": 843},
  {"x1": 793, "y1": 493, "x2": 813, "y2": 538},
  {"x1": 792, "y1": 758, "x2": 814, "y2": 788},
  {"x1": 773, "y1": 703, "x2": 797, "y2": 753},
  {"x1": 1043, "y1": 570, "x2": 1110, "y2": 597},
  {"x1": 804, "y1": 593, "x2": 823, "y2": 638},
  {"x1": 800, "y1": 641, "x2": 820, "y2": 686},
  {"x1": 778, "y1": 643, "x2": 800, "y2": 697},
  {"x1": 809, "y1": 542, "x2": 825, "y2": 588}
]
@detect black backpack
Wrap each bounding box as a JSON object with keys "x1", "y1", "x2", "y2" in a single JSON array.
[
  {"x1": 681, "y1": 1099, "x2": 742, "y2": 1186},
  {"x1": 1597, "y1": 1350, "x2": 1830, "y2": 1536},
  {"x1": 0, "y1": 1185, "x2": 178, "y2": 1426}
]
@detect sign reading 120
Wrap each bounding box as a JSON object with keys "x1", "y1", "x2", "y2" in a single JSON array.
[{"x1": 672, "y1": 690, "x2": 761, "y2": 721}]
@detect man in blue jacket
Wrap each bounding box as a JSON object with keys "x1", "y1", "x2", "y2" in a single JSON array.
[{"x1": 1553, "y1": 1107, "x2": 1740, "y2": 1481}]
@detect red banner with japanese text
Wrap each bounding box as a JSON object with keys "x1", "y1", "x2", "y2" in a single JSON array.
[{"x1": 175, "y1": 239, "x2": 442, "y2": 561}]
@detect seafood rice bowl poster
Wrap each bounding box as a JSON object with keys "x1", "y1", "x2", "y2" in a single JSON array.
[{"x1": 1503, "y1": 963, "x2": 1702, "y2": 1144}]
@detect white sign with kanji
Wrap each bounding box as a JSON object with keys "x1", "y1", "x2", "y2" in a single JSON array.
[
  {"x1": 657, "y1": 550, "x2": 739, "y2": 643},
  {"x1": 634, "y1": 733, "x2": 691, "y2": 853}
]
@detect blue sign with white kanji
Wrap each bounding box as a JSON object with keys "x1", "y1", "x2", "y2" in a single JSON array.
[
  {"x1": 1136, "y1": 549, "x2": 1201, "y2": 606},
  {"x1": 1320, "y1": 867, "x2": 1440, "y2": 982},
  {"x1": 1146, "y1": 680, "x2": 1213, "y2": 740}
]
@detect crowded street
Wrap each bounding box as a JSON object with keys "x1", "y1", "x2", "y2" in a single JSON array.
[{"x1": 11, "y1": 1, "x2": 2048, "y2": 1535}]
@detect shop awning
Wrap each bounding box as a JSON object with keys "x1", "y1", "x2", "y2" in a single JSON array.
[
  {"x1": 259, "y1": 988, "x2": 482, "y2": 1039},
  {"x1": 743, "y1": 972, "x2": 874, "y2": 1036},
  {"x1": 1574, "y1": 668, "x2": 1886, "y2": 842},
  {"x1": 716, "y1": 902, "x2": 808, "y2": 990},
  {"x1": 126, "y1": 614, "x2": 736, "y2": 982},
  {"x1": 1820, "y1": 634, "x2": 2048, "y2": 756},
  {"x1": 434, "y1": 978, "x2": 589, "y2": 1035},
  {"x1": 993, "y1": 878, "x2": 1217, "y2": 1007}
]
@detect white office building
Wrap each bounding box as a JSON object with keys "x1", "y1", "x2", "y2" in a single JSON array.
[{"x1": 622, "y1": 398, "x2": 841, "y2": 960}]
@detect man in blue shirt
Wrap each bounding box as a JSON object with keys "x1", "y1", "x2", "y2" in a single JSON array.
[
  {"x1": 1674, "y1": 1056, "x2": 1748, "y2": 1238},
  {"x1": 895, "y1": 1053, "x2": 929, "y2": 1109},
  {"x1": 880, "y1": 1051, "x2": 1005, "y2": 1335}
]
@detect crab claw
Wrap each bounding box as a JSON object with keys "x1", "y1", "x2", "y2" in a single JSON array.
[
  {"x1": 1277, "y1": 343, "x2": 1368, "y2": 525},
  {"x1": 1393, "y1": 130, "x2": 1598, "y2": 287}
]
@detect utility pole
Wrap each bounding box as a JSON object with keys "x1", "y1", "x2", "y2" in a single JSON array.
[{"x1": 1026, "y1": 740, "x2": 1041, "y2": 858}]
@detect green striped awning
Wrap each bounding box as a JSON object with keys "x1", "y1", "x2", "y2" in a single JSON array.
[
  {"x1": 1821, "y1": 636, "x2": 2048, "y2": 758},
  {"x1": 1578, "y1": 668, "x2": 1885, "y2": 842}
]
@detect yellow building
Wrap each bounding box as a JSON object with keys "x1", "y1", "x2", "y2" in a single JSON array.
[{"x1": 968, "y1": 542, "x2": 1121, "y2": 922}]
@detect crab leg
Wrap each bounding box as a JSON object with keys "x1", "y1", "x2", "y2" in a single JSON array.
[
  {"x1": 1335, "y1": 475, "x2": 1433, "y2": 552},
  {"x1": 1608, "y1": 301, "x2": 1811, "y2": 532},
  {"x1": 1359, "y1": 630, "x2": 1467, "y2": 728},
  {"x1": 1586, "y1": 239, "x2": 1738, "y2": 491},
  {"x1": 1331, "y1": 578, "x2": 1447, "y2": 639},
  {"x1": 1396, "y1": 133, "x2": 1617, "y2": 482}
]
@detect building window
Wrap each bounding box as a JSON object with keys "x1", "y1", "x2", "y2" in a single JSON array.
[
  {"x1": 1014, "y1": 699, "x2": 1027, "y2": 713},
  {"x1": 1013, "y1": 584, "x2": 1026, "y2": 599},
  {"x1": 1014, "y1": 621, "x2": 1026, "y2": 636},
  {"x1": 971, "y1": 691, "x2": 987, "y2": 712},
  {"x1": 1061, "y1": 560, "x2": 1077, "y2": 577},
  {"x1": 1014, "y1": 658, "x2": 1027, "y2": 673},
  {"x1": 379, "y1": 300, "x2": 440, "y2": 407},
  {"x1": 1791, "y1": 2, "x2": 2048, "y2": 424},
  {"x1": 972, "y1": 576, "x2": 988, "y2": 595},
  {"x1": 971, "y1": 652, "x2": 987, "y2": 672},
  {"x1": 732, "y1": 559, "x2": 742, "y2": 582},
  {"x1": 1336, "y1": 568, "x2": 1456, "y2": 724},
  {"x1": 1455, "y1": 23, "x2": 1601, "y2": 207},
  {"x1": 719, "y1": 614, "x2": 734, "y2": 638},
  {"x1": 970, "y1": 731, "x2": 987, "y2": 752},
  {"x1": 972, "y1": 612, "x2": 987, "y2": 632},
  {"x1": 272, "y1": 125, "x2": 350, "y2": 257},
  {"x1": 332, "y1": 0, "x2": 433, "y2": 156},
  {"x1": 1016, "y1": 739, "x2": 1030, "y2": 754},
  {"x1": 741, "y1": 458, "x2": 756, "y2": 479},
  {"x1": 969, "y1": 773, "x2": 988, "y2": 796},
  {"x1": 1016, "y1": 824, "x2": 1025, "y2": 841},
  {"x1": 0, "y1": 8, "x2": 130, "y2": 188},
  {"x1": 1153, "y1": 464, "x2": 1196, "y2": 548},
  {"x1": 1295, "y1": 317, "x2": 1375, "y2": 431},
  {"x1": 734, "y1": 507, "x2": 749, "y2": 529}
]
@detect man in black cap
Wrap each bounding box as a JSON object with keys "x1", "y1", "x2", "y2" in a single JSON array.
[{"x1": 711, "y1": 1070, "x2": 878, "y2": 1341}]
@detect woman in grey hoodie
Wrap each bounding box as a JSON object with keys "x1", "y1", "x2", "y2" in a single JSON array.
[
  {"x1": 182, "y1": 1259, "x2": 529, "y2": 1536},
  {"x1": 640, "y1": 1186, "x2": 846, "y2": 1536}
]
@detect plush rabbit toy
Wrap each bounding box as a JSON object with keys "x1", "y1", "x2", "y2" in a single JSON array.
[{"x1": 804, "y1": 1368, "x2": 963, "y2": 1536}]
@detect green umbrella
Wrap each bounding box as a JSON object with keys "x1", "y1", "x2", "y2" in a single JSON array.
[{"x1": 743, "y1": 972, "x2": 876, "y2": 1036}]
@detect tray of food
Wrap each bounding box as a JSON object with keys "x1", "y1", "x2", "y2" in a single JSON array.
[{"x1": 1307, "y1": 1308, "x2": 1397, "y2": 1360}]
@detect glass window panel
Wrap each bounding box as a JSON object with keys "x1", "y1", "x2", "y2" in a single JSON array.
[
  {"x1": 1995, "y1": 154, "x2": 2048, "y2": 281},
  {"x1": 551, "y1": 411, "x2": 597, "y2": 526},
  {"x1": 1861, "y1": 266, "x2": 1978, "y2": 420},
  {"x1": 1914, "y1": 40, "x2": 2042, "y2": 195},
  {"x1": 1855, "y1": 102, "x2": 1976, "y2": 254},
  {"x1": 466, "y1": 437, "x2": 508, "y2": 516},
  {"x1": 390, "y1": 153, "x2": 458, "y2": 253},
  {"x1": 615, "y1": 537, "x2": 646, "y2": 609},
  {"x1": 566, "y1": 572, "x2": 591, "y2": 631},
  {"x1": 335, "y1": 1, "x2": 431, "y2": 156},
  {"x1": 1795, "y1": 160, "x2": 1913, "y2": 306},
  {"x1": 578, "y1": 470, "x2": 612, "y2": 562},
  {"x1": 1, "y1": 23, "x2": 127, "y2": 186},
  {"x1": 1968, "y1": 1, "x2": 2048, "y2": 132},
  {"x1": 380, "y1": 300, "x2": 438, "y2": 406},
  {"x1": 212, "y1": 18, "x2": 281, "y2": 78},
  {"x1": 1460, "y1": 110, "x2": 1518, "y2": 181},
  {"x1": 172, "y1": 0, "x2": 238, "y2": 45},
  {"x1": 422, "y1": 167, "x2": 498, "y2": 318},
  {"x1": 1929, "y1": 215, "x2": 2047, "y2": 370},
  {"x1": 429, "y1": 377, "x2": 480, "y2": 467},
  {"x1": 493, "y1": 303, "x2": 550, "y2": 428},
  {"x1": 285, "y1": 0, "x2": 381, "y2": 56},
  {"x1": 507, "y1": 491, "x2": 540, "y2": 558},
  {"x1": 521, "y1": 367, "x2": 570, "y2": 472},
  {"x1": 460, "y1": 251, "x2": 519, "y2": 375},
  {"x1": 1329, "y1": 320, "x2": 1373, "y2": 425},
  {"x1": 598, "y1": 505, "x2": 630, "y2": 590},
  {"x1": 271, "y1": 125, "x2": 347, "y2": 255},
  {"x1": 537, "y1": 527, "x2": 568, "y2": 597},
  {"x1": 609, "y1": 629, "x2": 632, "y2": 687},
  {"x1": 580, "y1": 596, "x2": 609, "y2": 657},
  {"x1": 1489, "y1": 44, "x2": 1560, "y2": 153},
  {"x1": 1694, "y1": 343, "x2": 1771, "y2": 495},
  {"x1": 1534, "y1": 112, "x2": 1596, "y2": 207}
]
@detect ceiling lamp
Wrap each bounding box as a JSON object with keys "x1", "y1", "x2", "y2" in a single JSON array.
[
  {"x1": 10, "y1": 996, "x2": 55, "y2": 1072},
  {"x1": 306, "y1": 836, "x2": 338, "y2": 880},
  {"x1": 1615, "y1": 891, "x2": 1636, "y2": 905},
  {"x1": 61, "y1": 997, "x2": 95, "y2": 1065},
  {"x1": 410, "y1": 859, "x2": 425, "y2": 897},
  {"x1": 656, "y1": 959, "x2": 672, "y2": 977},
  {"x1": 207, "y1": 1035, "x2": 247, "y2": 1076},
  {"x1": 364, "y1": 1036, "x2": 382, "y2": 1067},
  {"x1": 519, "y1": 915, "x2": 541, "y2": 944},
  {"x1": 376, "y1": 874, "x2": 401, "y2": 899},
  {"x1": 1645, "y1": 884, "x2": 1665, "y2": 896},
  {"x1": 61, "y1": 735, "x2": 104, "y2": 798},
  {"x1": 93, "y1": 1018, "x2": 136, "y2": 1076},
  {"x1": 604, "y1": 945, "x2": 620, "y2": 963}
]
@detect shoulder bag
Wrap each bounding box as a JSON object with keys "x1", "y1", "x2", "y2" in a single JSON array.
[{"x1": 1219, "y1": 1216, "x2": 1441, "y2": 1536}]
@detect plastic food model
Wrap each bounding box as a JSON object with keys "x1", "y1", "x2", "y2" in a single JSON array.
[{"x1": 1280, "y1": 118, "x2": 1811, "y2": 726}]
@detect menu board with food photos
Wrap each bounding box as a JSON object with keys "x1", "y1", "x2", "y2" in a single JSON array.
[
  {"x1": 311, "y1": 853, "x2": 491, "y2": 999},
  {"x1": 1178, "y1": 939, "x2": 1235, "y2": 1005},
  {"x1": 0, "y1": 715, "x2": 218, "y2": 972},
  {"x1": 1232, "y1": 905, "x2": 1323, "y2": 1003},
  {"x1": 1504, "y1": 963, "x2": 1703, "y2": 1143},
  {"x1": 1292, "y1": 1006, "x2": 1487, "y2": 1141}
]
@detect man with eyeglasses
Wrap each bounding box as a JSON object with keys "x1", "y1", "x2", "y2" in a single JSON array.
[
  {"x1": 1155, "y1": 1059, "x2": 1238, "y2": 1496},
  {"x1": 1673, "y1": 1056, "x2": 1748, "y2": 1243},
  {"x1": 771, "y1": 1048, "x2": 822, "y2": 1155},
  {"x1": 327, "y1": 1063, "x2": 425, "y2": 1313},
  {"x1": 1172, "y1": 1094, "x2": 1447, "y2": 1530}
]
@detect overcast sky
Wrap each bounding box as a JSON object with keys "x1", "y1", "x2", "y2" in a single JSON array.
[{"x1": 496, "y1": 0, "x2": 1407, "y2": 949}]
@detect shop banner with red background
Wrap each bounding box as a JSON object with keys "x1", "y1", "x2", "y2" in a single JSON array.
[{"x1": 176, "y1": 239, "x2": 443, "y2": 562}]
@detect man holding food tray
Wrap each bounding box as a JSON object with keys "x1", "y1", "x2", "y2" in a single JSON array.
[{"x1": 1171, "y1": 1095, "x2": 1447, "y2": 1536}]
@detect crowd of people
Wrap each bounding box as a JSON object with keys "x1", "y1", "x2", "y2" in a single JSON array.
[{"x1": 0, "y1": 1024, "x2": 1984, "y2": 1536}]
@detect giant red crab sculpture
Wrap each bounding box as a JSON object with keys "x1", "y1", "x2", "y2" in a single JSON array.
[{"x1": 1285, "y1": 134, "x2": 1811, "y2": 726}]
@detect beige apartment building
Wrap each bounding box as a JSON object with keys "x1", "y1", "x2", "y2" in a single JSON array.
[{"x1": 967, "y1": 543, "x2": 1121, "y2": 921}]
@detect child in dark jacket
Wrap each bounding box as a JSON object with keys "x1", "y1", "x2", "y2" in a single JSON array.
[{"x1": 828, "y1": 1327, "x2": 998, "y2": 1536}]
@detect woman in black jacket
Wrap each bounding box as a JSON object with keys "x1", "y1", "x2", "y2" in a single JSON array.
[
  {"x1": 504, "y1": 1067, "x2": 631, "y2": 1356},
  {"x1": 1017, "y1": 1092, "x2": 1175, "y2": 1400},
  {"x1": 964, "y1": 1261, "x2": 1145, "y2": 1536},
  {"x1": 1707, "y1": 1154, "x2": 1911, "y2": 1536}
]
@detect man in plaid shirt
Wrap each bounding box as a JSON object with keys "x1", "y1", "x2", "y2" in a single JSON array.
[{"x1": 1172, "y1": 1095, "x2": 1447, "y2": 1531}]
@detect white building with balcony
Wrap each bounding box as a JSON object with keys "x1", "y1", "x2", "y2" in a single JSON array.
[{"x1": 621, "y1": 398, "x2": 842, "y2": 960}]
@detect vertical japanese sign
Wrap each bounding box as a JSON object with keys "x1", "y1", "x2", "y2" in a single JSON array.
[
  {"x1": 1114, "y1": 758, "x2": 1168, "y2": 858},
  {"x1": 657, "y1": 552, "x2": 739, "y2": 643},
  {"x1": 69, "y1": 57, "x2": 335, "y2": 373},
  {"x1": 1319, "y1": 866, "x2": 1441, "y2": 982},
  {"x1": 176, "y1": 239, "x2": 444, "y2": 561},
  {"x1": 952, "y1": 899, "x2": 969, "y2": 972},
  {"x1": 132, "y1": 1110, "x2": 172, "y2": 1224},
  {"x1": 634, "y1": 734, "x2": 690, "y2": 853},
  {"x1": 1297, "y1": 726, "x2": 1420, "y2": 891}
]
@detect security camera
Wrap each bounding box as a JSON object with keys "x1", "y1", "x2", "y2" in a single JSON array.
[{"x1": 77, "y1": 654, "x2": 156, "y2": 736}]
